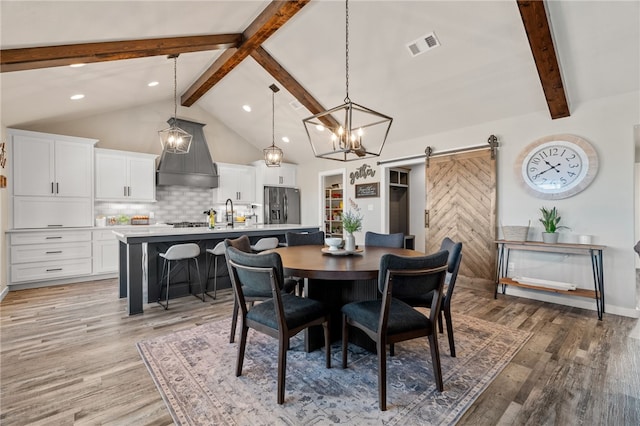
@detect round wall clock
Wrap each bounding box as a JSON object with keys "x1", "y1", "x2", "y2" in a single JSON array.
[{"x1": 515, "y1": 134, "x2": 599, "y2": 200}]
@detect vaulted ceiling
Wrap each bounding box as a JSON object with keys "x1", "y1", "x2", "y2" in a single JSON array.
[{"x1": 1, "y1": 1, "x2": 638, "y2": 164}]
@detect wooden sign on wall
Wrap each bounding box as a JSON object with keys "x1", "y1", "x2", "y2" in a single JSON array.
[{"x1": 355, "y1": 182, "x2": 379, "y2": 198}]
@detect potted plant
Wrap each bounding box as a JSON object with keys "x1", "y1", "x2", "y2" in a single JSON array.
[
  {"x1": 539, "y1": 206, "x2": 569, "y2": 244},
  {"x1": 342, "y1": 209, "x2": 363, "y2": 251}
]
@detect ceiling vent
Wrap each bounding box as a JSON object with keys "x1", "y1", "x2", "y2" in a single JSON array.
[
  {"x1": 407, "y1": 32, "x2": 440, "y2": 57},
  {"x1": 289, "y1": 99, "x2": 303, "y2": 110}
]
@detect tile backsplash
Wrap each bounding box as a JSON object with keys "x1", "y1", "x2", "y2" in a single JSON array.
[{"x1": 95, "y1": 185, "x2": 254, "y2": 224}]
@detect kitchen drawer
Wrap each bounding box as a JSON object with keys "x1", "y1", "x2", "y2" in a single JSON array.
[
  {"x1": 11, "y1": 258, "x2": 92, "y2": 283},
  {"x1": 93, "y1": 229, "x2": 117, "y2": 241},
  {"x1": 11, "y1": 231, "x2": 91, "y2": 245},
  {"x1": 11, "y1": 242, "x2": 92, "y2": 264}
]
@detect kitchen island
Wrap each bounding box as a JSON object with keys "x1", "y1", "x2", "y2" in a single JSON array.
[{"x1": 114, "y1": 224, "x2": 319, "y2": 315}]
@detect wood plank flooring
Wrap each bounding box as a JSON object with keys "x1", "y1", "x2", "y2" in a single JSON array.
[{"x1": 1, "y1": 277, "x2": 639, "y2": 425}]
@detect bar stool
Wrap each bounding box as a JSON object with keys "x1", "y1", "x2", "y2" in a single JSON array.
[
  {"x1": 205, "y1": 241, "x2": 226, "y2": 300},
  {"x1": 158, "y1": 243, "x2": 204, "y2": 310},
  {"x1": 250, "y1": 237, "x2": 280, "y2": 253}
]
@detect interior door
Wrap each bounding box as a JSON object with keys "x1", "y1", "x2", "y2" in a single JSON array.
[{"x1": 425, "y1": 148, "x2": 497, "y2": 280}]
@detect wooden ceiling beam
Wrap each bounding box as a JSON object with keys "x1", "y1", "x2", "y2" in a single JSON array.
[
  {"x1": 181, "y1": 0, "x2": 310, "y2": 107},
  {"x1": 0, "y1": 34, "x2": 242, "y2": 73},
  {"x1": 517, "y1": 0, "x2": 570, "y2": 119},
  {"x1": 250, "y1": 46, "x2": 339, "y2": 129}
]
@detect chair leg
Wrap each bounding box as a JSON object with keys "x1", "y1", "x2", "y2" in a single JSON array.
[
  {"x1": 164, "y1": 261, "x2": 171, "y2": 310},
  {"x1": 229, "y1": 299, "x2": 239, "y2": 343},
  {"x1": 377, "y1": 339, "x2": 387, "y2": 411},
  {"x1": 389, "y1": 343, "x2": 395, "y2": 357},
  {"x1": 341, "y1": 314, "x2": 349, "y2": 368},
  {"x1": 277, "y1": 333, "x2": 288, "y2": 404},
  {"x1": 444, "y1": 307, "x2": 456, "y2": 357},
  {"x1": 213, "y1": 256, "x2": 219, "y2": 300},
  {"x1": 323, "y1": 318, "x2": 331, "y2": 369},
  {"x1": 236, "y1": 322, "x2": 248, "y2": 377},
  {"x1": 438, "y1": 309, "x2": 444, "y2": 334},
  {"x1": 428, "y1": 333, "x2": 444, "y2": 392},
  {"x1": 192, "y1": 258, "x2": 205, "y2": 302},
  {"x1": 157, "y1": 258, "x2": 168, "y2": 308}
]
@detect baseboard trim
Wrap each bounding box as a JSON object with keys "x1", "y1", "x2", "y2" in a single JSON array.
[
  {"x1": 0, "y1": 286, "x2": 9, "y2": 302},
  {"x1": 7, "y1": 273, "x2": 118, "y2": 291}
]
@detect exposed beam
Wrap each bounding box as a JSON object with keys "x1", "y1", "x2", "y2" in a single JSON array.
[
  {"x1": 250, "y1": 46, "x2": 340, "y2": 129},
  {"x1": 0, "y1": 34, "x2": 242, "y2": 73},
  {"x1": 181, "y1": 0, "x2": 310, "y2": 107},
  {"x1": 517, "y1": 0, "x2": 570, "y2": 119}
]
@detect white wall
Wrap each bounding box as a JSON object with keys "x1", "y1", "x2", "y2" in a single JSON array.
[{"x1": 297, "y1": 90, "x2": 639, "y2": 317}]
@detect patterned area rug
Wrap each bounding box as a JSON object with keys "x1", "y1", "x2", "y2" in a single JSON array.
[{"x1": 137, "y1": 313, "x2": 531, "y2": 425}]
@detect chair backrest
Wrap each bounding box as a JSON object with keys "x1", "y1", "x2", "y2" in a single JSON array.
[
  {"x1": 224, "y1": 235, "x2": 252, "y2": 253},
  {"x1": 379, "y1": 251, "x2": 448, "y2": 322},
  {"x1": 225, "y1": 246, "x2": 284, "y2": 314},
  {"x1": 286, "y1": 230, "x2": 325, "y2": 246},
  {"x1": 163, "y1": 243, "x2": 201, "y2": 260},
  {"x1": 252, "y1": 237, "x2": 280, "y2": 251},
  {"x1": 379, "y1": 250, "x2": 449, "y2": 298},
  {"x1": 635, "y1": 240, "x2": 640, "y2": 258},
  {"x1": 365, "y1": 231, "x2": 404, "y2": 248},
  {"x1": 439, "y1": 237, "x2": 463, "y2": 299}
]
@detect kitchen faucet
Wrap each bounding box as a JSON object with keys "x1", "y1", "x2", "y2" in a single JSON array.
[{"x1": 225, "y1": 198, "x2": 234, "y2": 228}]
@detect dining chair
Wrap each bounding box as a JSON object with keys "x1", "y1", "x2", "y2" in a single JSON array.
[
  {"x1": 364, "y1": 231, "x2": 404, "y2": 248},
  {"x1": 226, "y1": 246, "x2": 331, "y2": 404},
  {"x1": 225, "y1": 235, "x2": 297, "y2": 343},
  {"x1": 394, "y1": 237, "x2": 463, "y2": 357},
  {"x1": 285, "y1": 230, "x2": 325, "y2": 295},
  {"x1": 341, "y1": 250, "x2": 449, "y2": 411}
]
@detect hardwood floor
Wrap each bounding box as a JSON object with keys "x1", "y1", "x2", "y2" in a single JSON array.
[{"x1": 1, "y1": 277, "x2": 638, "y2": 425}]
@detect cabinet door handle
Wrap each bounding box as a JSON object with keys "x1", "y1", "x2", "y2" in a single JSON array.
[
  {"x1": 51, "y1": 182, "x2": 55, "y2": 194},
  {"x1": 46, "y1": 268, "x2": 63, "y2": 272},
  {"x1": 47, "y1": 225, "x2": 63, "y2": 227},
  {"x1": 279, "y1": 176, "x2": 283, "y2": 184},
  {"x1": 46, "y1": 250, "x2": 63, "y2": 254},
  {"x1": 124, "y1": 186, "x2": 127, "y2": 196},
  {"x1": 45, "y1": 236, "x2": 63, "y2": 239},
  {"x1": 128, "y1": 186, "x2": 131, "y2": 196},
  {"x1": 425, "y1": 210, "x2": 430, "y2": 228},
  {"x1": 56, "y1": 182, "x2": 59, "y2": 194}
]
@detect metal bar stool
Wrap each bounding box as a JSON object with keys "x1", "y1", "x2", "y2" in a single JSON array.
[
  {"x1": 205, "y1": 241, "x2": 226, "y2": 300},
  {"x1": 158, "y1": 243, "x2": 204, "y2": 310}
]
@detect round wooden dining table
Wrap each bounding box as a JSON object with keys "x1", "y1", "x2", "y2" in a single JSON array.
[{"x1": 271, "y1": 245, "x2": 425, "y2": 352}]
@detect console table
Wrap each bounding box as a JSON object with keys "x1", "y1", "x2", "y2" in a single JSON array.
[{"x1": 495, "y1": 240, "x2": 605, "y2": 320}]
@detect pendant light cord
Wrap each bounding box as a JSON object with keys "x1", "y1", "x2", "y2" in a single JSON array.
[
  {"x1": 344, "y1": 0, "x2": 350, "y2": 104},
  {"x1": 172, "y1": 56, "x2": 178, "y2": 122},
  {"x1": 271, "y1": 90, "x2": 275, "y2": 147}
]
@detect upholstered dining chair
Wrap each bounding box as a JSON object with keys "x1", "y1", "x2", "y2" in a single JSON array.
[
  {"x1": 225, "y1": 235, "x2": 297, "y2": 343},
  {"x1": 394, "y1": 237, "x2": 463, "y2": 357},
  {"x1": 284, "y1": 230, "x2": 325, "y2": 295},
  {"x1": 341, "y1": 250, "x2": 449, "y2": 411},
  {"x1": 225, "y1": 246, "x2": 331, "y2": 405},
  {"x1": 364, "y1": 231, "x2": 405, "y2": 248}
]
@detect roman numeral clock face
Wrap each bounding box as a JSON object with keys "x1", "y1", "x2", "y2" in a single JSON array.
[{"x1": 516, "y1": 135, "x2": 598, "y2": 200}]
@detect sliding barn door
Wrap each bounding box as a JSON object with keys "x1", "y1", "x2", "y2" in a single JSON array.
[{"x1": 425, "y1": 149, "x2": 497, "y2": 280}]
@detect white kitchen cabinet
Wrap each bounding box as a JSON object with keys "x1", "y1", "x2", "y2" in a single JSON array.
[
  {"x1": 95, "y1": 148, "x2": 157, "y2": 202},
  {"x1": 252, "y1": 160, "x2": 297, "y2": 187},
  {"x1": 13, "y1": 197, "x2": 93, "y2": 228},
  {"x1": 92, "y1": 229, "x2": 119, "y2": 274},
  {"x1": 214, "y1": 163, "x2": 256, "y2": 203},
  {"x1": 10, "y1": 129, "x2": 96, "y2": 197},
  {"x1": 9, "y1": 230, "x2": 92, "y2": 284}
]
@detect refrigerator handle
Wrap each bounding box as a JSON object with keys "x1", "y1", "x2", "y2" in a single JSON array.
[{"x1": 283, "y1": 193, "x2": 288, "y2": 222}]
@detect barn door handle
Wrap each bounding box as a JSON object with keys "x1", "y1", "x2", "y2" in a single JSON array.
[{"x1": 425, "y1": 210, "x2": 430, "y2": 228}]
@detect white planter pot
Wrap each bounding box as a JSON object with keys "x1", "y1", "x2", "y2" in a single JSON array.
[{"x1": 542, "y1": 232, "x2": 559, "y2": 244}]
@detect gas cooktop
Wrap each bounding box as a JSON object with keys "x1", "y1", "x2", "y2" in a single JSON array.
[{"x1": 167, "y1": 221, "x2": 209, "y2": 228}]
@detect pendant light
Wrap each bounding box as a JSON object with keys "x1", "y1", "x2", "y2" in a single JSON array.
[
  {"x1": 263, "y1": 83, "x2": 283, "y2": 167},
  {"x1": 302, "y1": 0, "x2": 392, "y2": 162},
  {"x1": 158, "y1": 54, "x2": 192, "y2": 154}
]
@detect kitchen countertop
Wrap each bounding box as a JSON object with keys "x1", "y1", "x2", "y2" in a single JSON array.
[{"x1": 5, "y1": 224, "x2": 172, "y2": 233}]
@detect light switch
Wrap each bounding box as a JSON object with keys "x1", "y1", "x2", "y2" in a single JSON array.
[{"x1": 368, "y1": 204, "x2": 374, "y2": 211}]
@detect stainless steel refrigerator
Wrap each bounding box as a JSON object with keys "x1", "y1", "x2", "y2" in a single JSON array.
[{"x1": 264, "y1": 186, "x2": 301, "y2": 224}]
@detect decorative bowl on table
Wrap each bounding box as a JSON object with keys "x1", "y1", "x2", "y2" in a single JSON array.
[{"x1": 325, "y1": 237, "x2": 343, "y2": 251}]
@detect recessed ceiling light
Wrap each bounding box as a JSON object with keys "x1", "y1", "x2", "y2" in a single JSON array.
[
  {"x1": 315, "y1": 125, "x2": 325, "y2": 132},
  {"x1": 242, "y1": 105, "x2": 252, "y2": 112},
  {"x1": 281, "y1": 137, "x2": 290, "y2": 143},
  {"x1": 70, "y1": 94, "x2": 85, "y2": 100},
  {"x1": 69, "y1": 63, "x2": 85, "y2": 68},
  {"x1": 148, "y1": 81, "x2": 159, "y2": 87}
]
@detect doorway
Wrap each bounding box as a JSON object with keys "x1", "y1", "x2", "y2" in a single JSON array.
[
  {"x1": 388, "y1": 168, "x2": 410, "y2": 235},
  {"x1": 319, "y1": 168, "x2": 347, "y2": 238}
]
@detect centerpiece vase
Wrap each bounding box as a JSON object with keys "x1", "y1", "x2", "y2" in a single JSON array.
[{"x1": 344, "y1": 232, "x2": 356, "y2": 251}]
